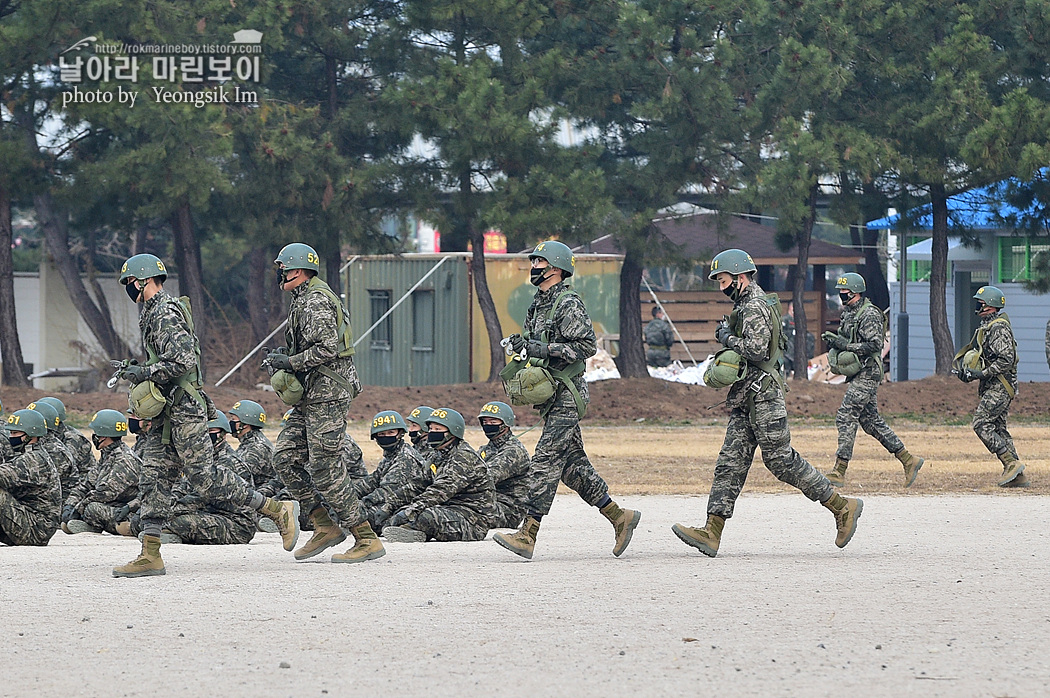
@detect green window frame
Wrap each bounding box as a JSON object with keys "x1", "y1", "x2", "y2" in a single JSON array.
[{"x1": 997, "y1": 236, "x2": 1050, "y2": 283}]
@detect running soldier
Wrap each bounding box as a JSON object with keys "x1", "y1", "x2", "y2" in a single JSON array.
[
  {"x1": 645, "y1": 307, "x2": 675, "y2": 367},
  {"x1": 113, "y1": 253, "x2": 298, "y2": 577},
  {"x1": 477, "y1": 401, "x2": 530, "y2": 529},
  {"x1": 821, "y1": 273, "x2": 924, "y2": 487},
  {"x1": 956, "y1": 286, "x2": 1029, "y2": 487},
  {"x1": 672, "y1": 249, "x2": 862, "y2": 557},
  {"x1": 353, "y1": 411, "x2": 428, "y2": 535},
  {"x1": 27, "y1": 401, "x2": 78, "y2": 500},
  {"x1": 266, "y1": 243, "x2": 384, "y2": 564},
  {"x1": 62, "y1": 410, "x2": 139, "y2": 536},
  {"x1": 1, "y1": 410, "x2": 60, "y2": 546},
  {"x1": 383, "y1": 408, "x2": 495, "y2": 543},
  {"x1": 493, "y1": 241, "x2": 640, "y2": 560},
  {"x1": 37, "y1": 397, "x2": 95, "y2": 484}
]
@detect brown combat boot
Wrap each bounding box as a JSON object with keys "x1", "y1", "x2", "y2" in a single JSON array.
[
  {"x1": 672, "y1": 515, "x2": 725, "y2": 557},
  {"x1": 600, "y1": 501, "x2": 641, "y2": 557},
  {"x1": 825, "y1": 457, "x2": 849, "y2": 487},
  {"x1": 823, "y1": 493, "x2": 863, "y2": 548},
  {"x1": 493, "y1": 516, "x2": 540, "y2": 560},
  {"x1": 1002, "y1": 471, "x2": 1031, "y2": 488},
  {"x1": 331, "y1": 522, "x2": 386, "y2": 563},
  {"x1": 114, "y1": 521, "x2": 133, "y2": 537},
  {"x1": 997, "y1": 452, "x2": 1026, "y2": 487},
  {"x1": 895, "y1": 448, "x2": 925, "y2": 488},
  {"x1": 293, "y1": 507, "x2": 347, "y2": 561},
  {"x1": 260, "y1": 498, "x2": 301, "y2": 551},
  {"x1": 112, "y1": 534, "x2": 165, "y2": 578}
]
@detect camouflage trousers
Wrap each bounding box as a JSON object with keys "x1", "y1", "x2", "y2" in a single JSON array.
[
  {"x1": 166, "y1": 511, "x2": 255, "y2": 545},
  {"x1": 413, "y1": 505, "x2": 489, "y2": 542},
  {"x1": 139, "y1": 418, "x2": 257, "y2": 530},
  {"x1": 81, "y1": 502, "x2": 130, "y2": 535},
  {"x1": 646, "y1": 348, "x2": 672, "y2": 367},
  {"x1": 273, "y1": 398, "x2": 363, "y2": 529},
  {"x1": 526, "y1": 392, "x2": 609, "y2": 517},
  {"x1": 491, "y1": 494, "x2": 526, "y2": 529},
  {"x1": 707, "y1": 399, "x2": 833, "y2": 519},
  {"x1": 835, "y1": 374, "x2": 904, "y2": 461},
  {"x1": 973, "y1": 384, "x2": 1017, "y2": 458},
  {"x1": 0, "y1": 490, "x2": 57, "y2": 546}
]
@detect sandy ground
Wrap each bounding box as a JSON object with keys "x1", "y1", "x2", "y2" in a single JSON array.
[{"x1": 2, "y1": 493, "x2": 1048, "y2": 697}]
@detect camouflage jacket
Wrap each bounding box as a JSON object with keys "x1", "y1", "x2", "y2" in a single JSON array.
[
  {"x1": 836, "y1": 299, "x2": 885, "y2": 381},
  {"x1": 976, "y1": 312, "x2": 1018, "y2": 396},
  {"x1": 41, "y1": 432, "x2": 78, "y2": 497},
  {"x1": 342, "y1": 433, "x2": 368, "y2": 480},
  {"x1": 644, "y1": 317, "x2": 674, "y2": 348},
  {"x1": 523, "y1": 280, "x2": 597, "y2": 404},
  {"x1": 480, "y1": 432, "x2": 531, "y2": 504},
  {"x1": 353, "y1": 440, "x2": 428, "y2": 515},
  {"x1": 285, "y1": 280, "x2": 360, "y2": 403},
  {"x1": 65, "y1": 441, "x2": 140, "y2": 512},
  {"x1": 402, "y1": 439, "x2": 495, "y2": 525},
  {"x1": 724, "y1": 282, "x2": 782, "y2": 409},
  {"x1": 0, "y1": 441, "x2": 61, "y2": 520},
  {"x1": 132, "y1": 433, "x2": 148, "y2": 460},
  {"x1": 60, "y1": 423, "x2": 96, "y2": 481},
  {"x1": 0, "y1": 421, "x2": 12, "y2": 463},
  {"x1": 235, "y1": 428, "x2": 277, "y2": 490},
  {"x1": 139, "y1": 289, "x2": 206, "y2": 422}
]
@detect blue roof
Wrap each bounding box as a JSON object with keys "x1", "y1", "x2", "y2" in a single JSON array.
[{"x1": 866, "y1": 180, "x2": 1031, "y2": 231}]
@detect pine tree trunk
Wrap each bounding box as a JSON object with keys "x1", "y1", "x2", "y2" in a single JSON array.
[
  {"x1": 170, "y1": 199, "x2": 208, "y2": 353},
  {"x1": 614, "y1": 245, "x2": 647, "y2": 378},
  {"x1": 792, "y1": 185, "x2": 816, "y2": 381},
  {"x1": 460, "y1": 174, "x2": 504, "y2": 382},
  {"x1": 0, "y1": 184, "x2": 29, "y2": 386},
  {"x1": 929, "y1": 184, "x2": 954, "y2": 374}
]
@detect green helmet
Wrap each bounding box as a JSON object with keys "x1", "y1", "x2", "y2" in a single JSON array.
[
  {"x1": 477, "y1": 401, "x2": 515, "y2": 427},
  {"x1": 208, "y1": 411, "x2": 232, "y2": 433},
  {"x1": 406, "y1": 406, "x2": 434, "y2": 429},
  {"x1": 370, "y1": 410, "x2": 408, "y2": 437},
  {"x1": 274, "y1": 243, "x2": 320, "y2": 272},
  {"x1": 529, "y1": 240, "x2": 576, "y2": 277},
  {"x1": 37, "y1": 397, "x2": 67, "y2": 424},
  {"x1": 426, "y1": 407, "x2": 465, "y2": 439},
  {"x1": 26, "y1": 401, "x2": 60, "y2": 432},
  {"x1": 228, "y1": 400, "x2": 267, "y2": 428},
  {"x1": 973, "y1": 285, "x2": 1006, "y2": 308},
  {"x1": 703, "y1": 349, "x2": 747, "y2": 389},
  {"x1": 834, "y1": 272, "x2": 866, "y2": 294},
  {"x1": 119, "y1": 253, "x2": 168, "y2": 285},
  {"x1": 89, "y1": 409, "x2": 129, "y2": 438},
  {"x1": 708, "y1": 249, "x2": 757, "y2": 279},
  {"x1": 8, "y1": 409, "x2": 47, "y2": 438}
]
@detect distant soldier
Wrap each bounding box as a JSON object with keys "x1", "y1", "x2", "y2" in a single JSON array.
[
  {"x1": 821, "y1": 273, "x2": 924, "y2": 488},
  {"x1": 1045, "y1": 318, "x2": 1049, "y2": 372},
  {"x1": 27, "y1": 401, "x2": 78, "y2": 500},
  {"x1": 494, "y1": 241, "x2": 640, "y2": 560},
  {"x1": 266, "y1": 243, "x2": 383, "y2": 564},
  {"x1": 383, "y1": 408, "x2": 495, "y2": 543},
  {"x1": 228, "y1": 400, "x2": 284, "y2": 534},
  {"x1": 956, "y1": 286, "x2": 1029, "y2": 487},
  {"x1": 1, "y1": 409, "x2": 60, "y2": 546},
  {"x1": 62, "y1": 410, "x2": 140, "y2": 536},
  {"x1": 645, "y1": 307, "x2": 675, "y2": 367},
  {"x1": 477, "y1": 401, "x2": 530, "y2": 529},
  {"x1": 351, "y1": 411, "x2": 428, "y2": 536},
  {"x1": 672, "y1": 249, "x2": 862, "y2": 557},
  {"x1": 781, "y1": 302, "x2": 814, "y2": 378},
  {"x1": 37, "y1": 397, "x2": 95, "y2": 488},
  {"x1": 405, "y1": 406, "x2": 435, "y2": 456}
]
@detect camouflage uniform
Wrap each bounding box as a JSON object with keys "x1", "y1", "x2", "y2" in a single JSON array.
[
  {"x1": 0, "y1": 421, "x2": 12, "y2": 463},
  {"x1": 58, "y1": 423, "x2": 95, "y2": 490},
  {"x1": 341, "y1": 433, "x2": 368, "y2": 481},
  {"x1": 707, "y1": 282, "x2": 833, "y2": 518},
  {"x1": 272, "y1": 279, "x2": 365, "y2": 530},
  {"x1": 352, "y1": 440, "x2": 428, "y2": 531},
  {"x1": 644, "y1": 315, "x2": 674, "y2": 367},
  {"x1": 833, "y1": 300, "x2": 904, "y2": 462},
  {"x1": 522, "y1": 280, "x2": 609, "y2": 516},
  {"x1": 165, "y1": 441, "x2": 256, "y2": 545},
  {"x1": 131, "y1": 432, "x2": 148, "y2": 460},
  {"x1": 399, "y1": 440, "x2": 495, "y2": 542},
  {"x1": 40, "y1": 432, "x2": 77, "y2": 502},
  {"x1": 137, "y1": 290, "x2": 259, "y2": 531},
  {"x1": 65, "y1": 441, "x2": 140, "y2": 535},
  {"x1": 481, "y1": 431, "x2": 531, "y2": 528},
  {"x1": 972, "y1": 313, "x2": 1019, "y2": 458},
  {"x1": 0, "y1": 441, "x2": 60, "y2": 546},
  {"x1": 235, "y1": 428, "x2": 281, "y2": 497}
]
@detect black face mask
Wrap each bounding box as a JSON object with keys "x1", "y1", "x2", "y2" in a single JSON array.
[
  {"x1": 209, "y1": 431, "x2": 223, "y2": 445},
  {"x1": 530, "y1": 267, "x2": 548, "y2": 287},
  {"x1": 410, "y1": 430, "x2": 426, "y2": 447},
  {"x1": 839, "y1": 292, "x2": 854, "y2": 306},
  {"x1": 375, "y1": 434, "x2": 400, "y2": 450},
  {"x1": 229, "y1": 421, "x2": 243, "y2": 439},
  {"x1": 127, "y1": 417, "x2": 142, "y2": 434},
  {"x1": 722, "y1": 277, "x2": 742, "y2": 301},
  {"x1": 9, "y1": 435, "x2": 24, "y2": 451},
  {"x1": 125, "y1": 281, "x2": 143, "y2": 302},
  {"x1": 975, "y1": 301, "x2": 987, "y2": 316},
  {"x1": 91, "y1": 434, "x2": 106, "y2": 450},
  {"x1": 482, "y1": 423, "x2": 504, "y2": 438},
  {"x1": 428, "y1": 430, "x2": 451, "y2": 448}
]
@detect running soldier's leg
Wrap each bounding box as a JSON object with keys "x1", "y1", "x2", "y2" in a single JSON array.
[
  {"x1": 303, "y1": 398, "x2": 362, "y2": 528},
  {"x1": 414, "y1": 506, "x2": 489, "y2": 542},
  {"x1": 166, "y1": 512, "x2": 255, "y2": 545},
  {"x1": 525, "y1": 401, "x2": 609, "y2": 516},
  {"x1": 754, "y1": 398, "x2": 833, "y2": 503},
  {"x1": 0, "y1": 489, "x2": 55, "y2": 546},
  {"x1": 973, "y1": 386, "x2": 1014, "y2": 456},
  {"x1": 272, "y1": 408, "x2": 324, "y2": 516},
  {"x1": 138, "y1": 425, "x2": 182, "y2": 532},
  {"x1": 857, "y1": 398, "x2": 905, "y2": 455},
  {"x1": 706, "y1": 409, "x2": 760, "y2": 518},
  {"x1": 835, "y1": 377, "x2": 876, "y2": 462}
]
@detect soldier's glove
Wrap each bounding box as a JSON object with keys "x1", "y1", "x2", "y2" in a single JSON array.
[
  {"x1": 526, "y1": 340, "x2": 550, "y2": 360},
  {"x1": 386, "y1": 509, "x2": 412, "y2": 528},
  {"x1": 265, "y1": 351, "x2": 293, "y2": 372},
  {"x1": 962, "y1": 367, "x2": 985, "y2": 382},
  {"x1": 822, "y1": 332, "x2": 848, "y2": 350},
  {"x1": 507, "y1": 334, "x2": 526, "y2": 353},
  {"x1": 61, "y1": 505, "x2": 75, "y2": 524},
  {"x1": 715, "y1": 323, "x2": 733, "y2": 347},
  {"x1": 114, "y1": 504, "x2": 131, "y2": 521},
  {"x1": 120, "y1": 362, "x2": 149, "y2": 385}
]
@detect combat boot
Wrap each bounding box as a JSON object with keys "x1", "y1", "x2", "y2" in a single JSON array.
[
  {"x1": 895, "y1": 448, "x2": 925, "y2": 488},
  {"x1": 260, "y1": 498, "x2": 301, "y2": 551},
  {"x1": 257, "y1": 517, "x2": 279, "y2": 534},
  {"x1": 65, "y1": 520, "x2": 102, "y2": 535},
  {"x1": 382, "y1": 525, "x2": 426, "y2": 543},
  {"x1": 112, "y1": 534, "x2": 165, "y2": 578},
  {"x1": 671, "y1": 515, "x2": 725, "y2": 557},
  {"x1": 1002, "y1": 471, "x2": 1030, "y2": 488},
  {"x1": 294, "y1": 507, "x2": 347, "y2": 561},
  {"x1": 331, "y1": 522, "x2": 386, "y2": 563},
  {"x1": 822, "y1": 493, "x2": 863, "y2": 548},
  {"x1": 997, "y1": 452, "x2": 1026, "y2": 487},
  {"x1": 825, "y1": 457, "x2": 849, "y2": 487},
  {"x1": 600, "y1": 501, "x2": 641, "y2": 557},
  {"x1": 493, "y1": 516, "x2": 540, "y2": 559},
  {"x1": 114, "y1": 521, "x2": 133, "y2": 537}
]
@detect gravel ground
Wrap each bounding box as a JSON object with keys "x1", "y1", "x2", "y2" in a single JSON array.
[{"x1": 2, "y1": 494, "x2": 1047, "y2": 697}]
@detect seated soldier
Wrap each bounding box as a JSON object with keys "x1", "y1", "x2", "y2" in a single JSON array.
[
  {"x1": 382, "y1": 408, "x2": 495, "y2": 543},
  {"x1": 37, "y1": 397, "x2": 96, "y2": 489},
  {"x1": 405, "y1": 405, "x2": 434, "y2": 457},
  {"x1": 341, "y1": 431, "x2": 368, "y2": 481},
  {"x1": 1, "y1": 397, "x2": 12, "y2": 463},
  {"x1": 62, "y1": 409, "x2": 140, "y2": 536},
  {"x1": 352, "y1": 411, "x2": 428, "y2": 535},
  {"x1": 27, "y1": 401, "x2": 78, "y2": 500},
  {"x1": 477, "y1": 401, "x2": 531, "y2": 529},
  {"x1": 1, "y1": 410, "x2": 60, "y2": 546}
]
